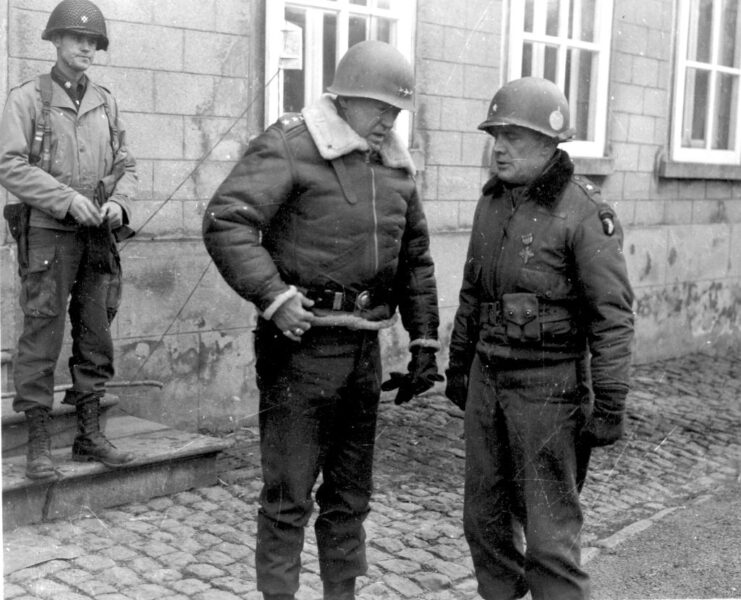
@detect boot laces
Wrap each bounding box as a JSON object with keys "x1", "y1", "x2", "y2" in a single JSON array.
[{"x1": 27, "y1": 409, "x2": 51, "y2": 455}]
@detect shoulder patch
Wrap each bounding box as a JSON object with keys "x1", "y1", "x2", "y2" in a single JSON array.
[{"x1": 572, "y1": 175, "x2": 616, "y2": 236}]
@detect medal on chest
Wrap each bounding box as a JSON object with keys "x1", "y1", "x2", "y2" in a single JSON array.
[{"x1": 518, "y1": 233, "x2": 534, "y2": 264}]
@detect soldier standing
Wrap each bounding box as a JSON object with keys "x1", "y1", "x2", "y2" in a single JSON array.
[
  {"x1": 203, "y1": 41, "x2": 442, "y2": 600},
  {"x1": 445, "y1": 77, "x2": 634, "y2": 600},
  {"x1": 0, "y1": 0, "x2": 137, "y2": 479}
]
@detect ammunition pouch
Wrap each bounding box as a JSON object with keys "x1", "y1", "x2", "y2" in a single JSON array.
[
  {"x1": 502, "y1": 293, "x2": 540, "y2": 342},
  {"x1": 480, "y1": 294, "x2": 579, "y2": 348},
  {"x1": 3, "y1": 203, "x2": 31, "y2": 270}
]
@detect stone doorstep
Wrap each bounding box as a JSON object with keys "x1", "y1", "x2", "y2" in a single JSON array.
[
  {"x1": 2, "y1": 393, "x2": 120, "y2": 457},
  {"x1": 2, "y1": 414, "x2": 231, "y2": 531}
]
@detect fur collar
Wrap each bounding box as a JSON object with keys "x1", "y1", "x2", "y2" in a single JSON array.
[
  {"x1": 302, "y1": 94, "x2": 416, "y2": 176},
  {"x1": 483, "y1": 149, "x2": 574, "y2": 207}
]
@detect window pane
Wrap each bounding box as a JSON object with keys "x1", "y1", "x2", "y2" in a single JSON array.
[
  {"x1": 565, "y1": 48, "x2": 596, "y2": 140},
  {"x1": 688, "y1": 0, "x2": 714, "y2": 63},
  {"x1": 546, "y1": 0, "x2": 560, "y2": 36},
  {"x1": 712, "y1": 73, "x2": 738, "y2": 149},
  {"x1": 682, "y1": 67, "x2": 710, "y2": 147},
  {"x1": 524, "y1": 0, "x2": 535, "y2": 32},
  {"x1": 349, "y1": 15, "x2": 367, "y2": 46},
  {"x1": 720, "y1": 0, "x2": 740, "y2": 67},
  {"x1": 323, "y1": 13, "x2": 337, "y2": 92},
  {"x1": 522, "y1": 42, "x2": 534, "y2": 76},
  {"x1": 283, "y1": 8, "x2": 306, "y2": 113},
  {"x1": 350, "y1": 0, "x2": 367, "y2": 4},
  {"x1": 544, "y1": 45, "x2": 558, "y2": 81},
  {"x1": 377, "y1": 0, "x2": 391, "y2": 8},
  {"x1": 520, "y1": 42, "x2": 559, "y2": 86},
  {"x1": 375, "y1": 17, "x2": 392, "y2": 43},
  {"x1": 570, "y1": 0, "x2": 596, "y2": 42}
]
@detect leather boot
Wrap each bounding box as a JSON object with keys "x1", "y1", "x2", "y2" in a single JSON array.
[
  {"x1": 24, "y1": 406, "x2": 57, "y2": 480},
  {"x1": 263, "y1": 594, "x2": 295, "y2": 600},
  {"x1": 323, "y1": 578, "x2": 355, "y2": 600},
  {"x1": 72, "y1": 396, "x2": 134, "y2": 466}
]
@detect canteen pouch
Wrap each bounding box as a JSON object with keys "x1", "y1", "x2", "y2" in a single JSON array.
[{"x1": 502, "y1": 292, "x2": 540, "y2": 342}]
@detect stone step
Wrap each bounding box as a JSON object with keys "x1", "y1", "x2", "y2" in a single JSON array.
[
  {"x1": 2, "y1": 392, "x2": 119, "y2": 458},
  {"x1": 2, "y1": 414, "x2": 231, "y2": 531}
]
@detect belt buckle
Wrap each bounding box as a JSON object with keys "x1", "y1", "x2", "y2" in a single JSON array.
[
  {"x1": 332, "y1": 291, "x2": 344, "y2": 311},
  {"x1": 355, "y1": 290, "x2": 371, "y2": 310}
]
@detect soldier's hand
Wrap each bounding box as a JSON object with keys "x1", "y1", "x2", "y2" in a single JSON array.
[
  {"x1": 272, "y1": 292, "x2": 315, "y2": 342},
  {"x1": 101, "y1": 201, "x2": 123, "y2": 229},
  {"x1": 381, "y1": 347, "x2": 443, "y2": 405},
  {"x1": 444, "y1": 367, "x2": 468, "y2": 411},
  {"x1": 68, "y1": 194, "x2": 103, "y2": 227},
  {"x1": 581, "y1": 407, "x2": 624, "y2": 447}
]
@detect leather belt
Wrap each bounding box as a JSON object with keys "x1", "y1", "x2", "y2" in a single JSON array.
[
  {"x1": 305, "y1": 285, "x2": 376, "y2": 312},
  {"x1": 479, "y1": 300, "x2": 573, "y2": 326}
]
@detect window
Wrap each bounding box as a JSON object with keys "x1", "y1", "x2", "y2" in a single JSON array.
[
  {"x1": 672, "y1": 0, "x2": 741, "y2": 165},
  {"x1": 508, "y1": 0, "x2": 614, "y2": 158},
  {"x1": 265, "y1": 0, "x2": 415, "y2": 138}
]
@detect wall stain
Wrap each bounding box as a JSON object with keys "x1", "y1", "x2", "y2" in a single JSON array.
[
  {"x1": 130, "y1": 266, "x2": 177, "y2": 296},
  {"x1": 710, "y1": 200, "x2": 728, "y2": 224},
  {"x1": 639, "y1": 252, "x2": 652, "y2": 280},
  {"x1": 635, "y1": 280, "x2": 740, "y2": 339},
  {"x1": 668, "y1": 247, "x2": 677, "y2": 266}
]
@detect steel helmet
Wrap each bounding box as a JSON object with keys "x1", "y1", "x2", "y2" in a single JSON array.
[
  {"x1": 478, "y1": 77, "x2": 575, "y2": 141},
  {"x1": 42, "y1": 0, "x2": 109, "y2": 51},
  {"x1": 328, "y1": 40, "x2": 416, "y2": 111}
]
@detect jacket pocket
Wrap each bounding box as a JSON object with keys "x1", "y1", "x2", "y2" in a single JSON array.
[{"x1": 20, "y1": 245, "x2": 58, "y2": 318}]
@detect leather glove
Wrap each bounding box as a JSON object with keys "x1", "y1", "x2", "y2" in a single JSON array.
[
  {"x1": 444, "y1": 367, "x2": 468, "y2": 411},
  {"x1": 581, "y1": 392, "x2": 625, "y2": 447},
  {"x1": 381, "y1": 347, "x2": 444, "y2": 405}
]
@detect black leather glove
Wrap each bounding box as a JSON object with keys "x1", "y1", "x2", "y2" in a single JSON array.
[
  {"x1": 444, "y1": 367, "x2": 468, "y2": 410},
  {"x1": 381, "y1": 347, "x2": 444, "y2": 405},
  {"x1": 580, "y1": 391, "x2": 626, "y2": 447}
]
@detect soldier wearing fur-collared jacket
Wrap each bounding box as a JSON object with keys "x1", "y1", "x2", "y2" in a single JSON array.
[
  {"x1": 445, "y1": 78, "x2": 634, "y2": 600},
  {"x1": 203, "y1": 41, "x2": 440, "y2": 600}
]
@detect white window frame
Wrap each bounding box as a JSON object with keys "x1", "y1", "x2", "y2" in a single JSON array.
[
  {"x1": 508, "y1": 0, "x2": 614, "y2": 158},
  {"x1": 671, "y1": 0, "x2": 741, "y2": 165},
  {"x1": 265, "y1": 0, "x2": 416, "y2": 141}
]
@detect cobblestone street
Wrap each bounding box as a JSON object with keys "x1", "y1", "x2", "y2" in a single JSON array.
[{"x1": 4, "y1": 352, "x2": 741, "y2": 600}]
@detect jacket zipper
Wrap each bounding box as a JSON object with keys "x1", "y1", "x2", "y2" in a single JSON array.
[{"x1": 368, "y1": 154, "x2": 380, "y2": 273}]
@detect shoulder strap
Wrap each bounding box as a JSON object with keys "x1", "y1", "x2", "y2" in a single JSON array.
[
  {"x1": 29, "y1": 74, "x2": 53, "y2": 171},
  {"x1": 90, "y1": 82, "x2": 120, "y2": 155}
]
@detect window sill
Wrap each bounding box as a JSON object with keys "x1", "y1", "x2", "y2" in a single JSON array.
[
  {"x1": 570, "y1": 156, "x2": 614, "y2": 177},
  {"x1": 658, "y1": 153, "x2": 741, "y2": 180}
]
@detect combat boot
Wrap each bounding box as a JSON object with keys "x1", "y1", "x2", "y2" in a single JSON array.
[
  {"x1": 323, "y1": 578, "x2": 355, "y2": 600},
  {"x1": 24, "y1": 406, "x2": 57, "y2": 480},
  {"x1": 72, "y1": 395, "x2": 134, "y2": 466}
]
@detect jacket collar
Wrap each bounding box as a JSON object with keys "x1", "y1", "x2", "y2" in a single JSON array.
[
  {"x1": 48, "y1": 75, "x2": 105, "y2": 117},
  {"x1": 483, "y1": 149, "x2": 574, "y2": 207},
  {"x1": 302, "y1": 94, "x2": 416, "y2": 176}
]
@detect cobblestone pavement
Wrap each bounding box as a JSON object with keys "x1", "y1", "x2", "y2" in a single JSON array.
[{"x1": 4, "y1": 352, "x2": 740, "y2": 600}]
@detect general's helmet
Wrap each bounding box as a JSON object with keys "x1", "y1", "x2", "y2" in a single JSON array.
[
  {"x1": 328, "y1": 40, "x2": 416, "y2": 111},
  {"x1": 42, "y1": 0, "x2": 109, "y2": 51},
  {"x1": 478, "y1": 77, "x2": 575, "y2": 141}
]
